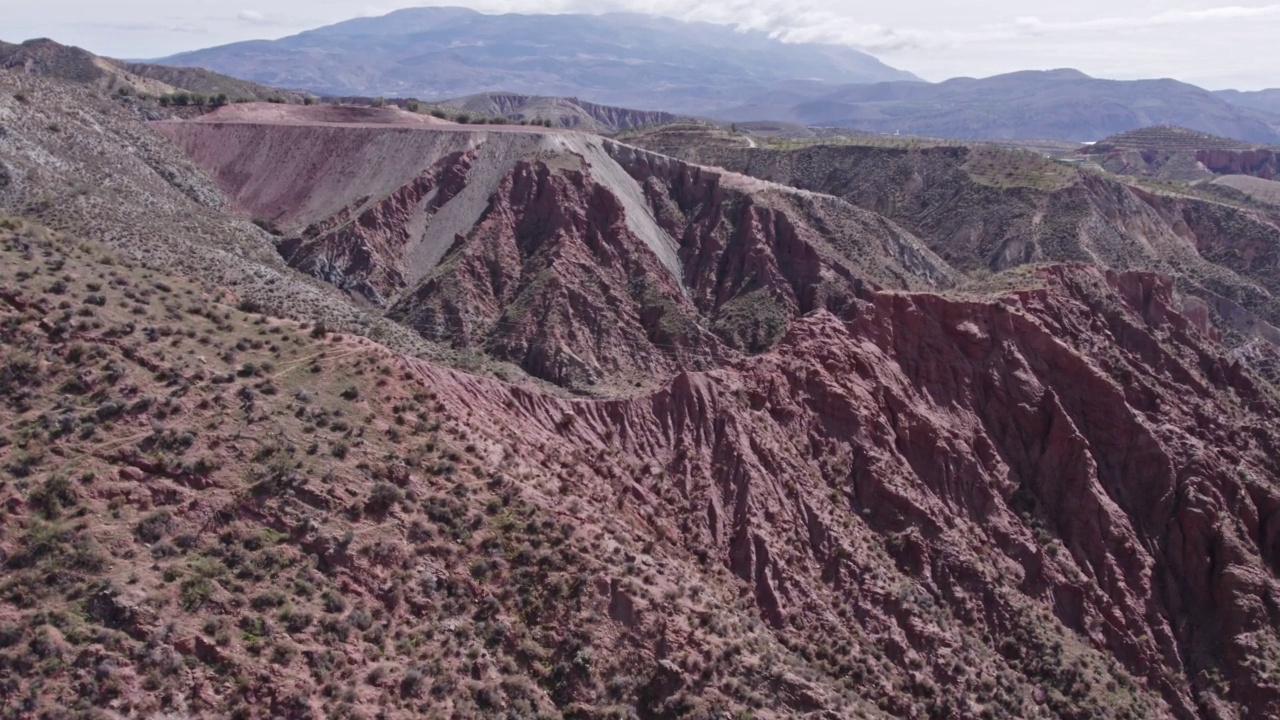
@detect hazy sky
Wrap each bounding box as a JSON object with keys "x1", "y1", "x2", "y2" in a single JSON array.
[{"x1": 7, "y1": 0, "x2": 1278, "y2": 89}]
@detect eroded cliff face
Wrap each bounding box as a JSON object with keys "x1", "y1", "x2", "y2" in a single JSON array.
[
  {"x1": 388, "y1": 156, "x2": 724, "y2": 388},
  {"x1": 278, "y1": 150, "x2": 478, "y2": 303},
  {"x1": 407, "y1": 263, "x2": 1280, "y2": 719},
  {"x1": 388, "y1": 139, "x2": 961, "y2": 388},
  {"x1": 628, "y1": 139, "x2": 1280, "y2": 353},
  {"x1": 1197, "y1": 149, "x2": 1280, "y2": 180},
  {"x1": 12, "y1": 55, "x2": 1280, "y2": 720},
  {"x1": 155, "y1": 119, "x2": 955, "y2": 389}
]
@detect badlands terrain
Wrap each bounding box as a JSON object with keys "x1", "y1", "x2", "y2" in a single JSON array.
[{"x1": 2, "y1": 38, "x2": 1280, "y2": 720}]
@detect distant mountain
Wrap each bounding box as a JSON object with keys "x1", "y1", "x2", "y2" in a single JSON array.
[
  {"x1": 153, "y1": 7, "x2": 918, "y2": 112},
  {"x1": 1216, "y1": 88, "x2": 1280, "y2": 116},
  {"x1": 719, "y1": 70, "x2": 1280, "y2": 143}
]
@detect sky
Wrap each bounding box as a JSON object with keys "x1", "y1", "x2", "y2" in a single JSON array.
[{"x1": 5, "y1": 0, "x2": 1278, "y2": 90}]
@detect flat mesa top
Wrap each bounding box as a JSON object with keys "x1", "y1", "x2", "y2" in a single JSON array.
[{"x1": 154, "y1": 102, "x2": 561, "y2": 133}]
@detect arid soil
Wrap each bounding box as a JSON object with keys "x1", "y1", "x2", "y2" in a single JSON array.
[
  {"x1": 189, "y1": 102, "x2": 456, "y2": 127},
  {"x1": 1212, "y1": 175, "x2": 1280, "y2": 207},
  {"x1": 0, "y1": 68, "x2": 454, "y2": 366},
  {"x1": 5, "y1": 217, "x2": 1280, "y2": 719},
  {"x1": 3, "y1": 43, "x2": 1280, "y2": 720}
]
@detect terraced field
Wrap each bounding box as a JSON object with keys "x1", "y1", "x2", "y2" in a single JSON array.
[{"x1": 1094, "y1": 125, "x2": 1268, "y2": 151}]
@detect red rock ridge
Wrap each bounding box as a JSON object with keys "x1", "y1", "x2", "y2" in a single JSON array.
[
  {"x1": 405, "y1": 263, "x2": 1280, "y2": 718},
  {"x1": 1196, "y1": 149, "x2": 1280, "y2": 180},
  {"x1": 389, "y1": 146, "x2": 951, "y2": 388}
]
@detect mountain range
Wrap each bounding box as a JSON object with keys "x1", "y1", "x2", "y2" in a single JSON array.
[
  {"x1": 719, "y1": 69, "x2": 1280, "y2": 143},
  {"x1": 1213, "y1": 88, "x2": 1280, "y2": 116},
  {"x1": 156, "y1": 7, "x2": 916, "y2": 114},
  {"x1": 151, "y1": 7, "x2": 1280, "y2": 143}
]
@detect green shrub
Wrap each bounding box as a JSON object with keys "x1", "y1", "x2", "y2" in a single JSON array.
[
  {"x1": 180, "y1": 576, "x2": 215, "y2": 610},
  {"x1": 367, "y1": 482, "x2": 404, "y2": 515},
  {"x1": 29, "y1": 474, "x2": 77, "y2": 519},
  {"x1": 135, "y1": 510, "x2": 174, "y2": 544}
]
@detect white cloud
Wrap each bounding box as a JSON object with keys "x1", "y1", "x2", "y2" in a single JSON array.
[
  {"x1": 233, "y1": 8, "x2": 302, "y2": 29},
  {"x1": 998, "y1": 4, "x2": 1280, "y2": 36}
]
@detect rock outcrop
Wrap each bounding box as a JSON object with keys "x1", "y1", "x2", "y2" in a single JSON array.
[
  {"x1": 406, "y1": 263, "x2": 1280, "y2": 718},
  {"x1": 1196, "y1": 149, "x2": 1280, "y2": 180},
  {"x1": 628, "y1": 134, "x2": 1280, "y2": 356},
  {"x1": 156, "y1": 113, "x2": 953, "y2": 389}
]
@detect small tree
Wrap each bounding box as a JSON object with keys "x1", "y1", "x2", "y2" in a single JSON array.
[{"x1": 455, "y1": 114, "x2": 471, "y2": 124}]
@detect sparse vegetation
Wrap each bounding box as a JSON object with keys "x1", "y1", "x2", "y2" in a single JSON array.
[
  {"x1": 157, "y1": 91, "x2": 229, "y2": 108},
  {"x1": 1, "y1": 47, "x2": 1278, "y2": 720}
]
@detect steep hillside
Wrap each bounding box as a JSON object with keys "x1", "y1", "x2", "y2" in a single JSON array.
[
  {"x1": 627, "y1": 128, "x2": 1280, "y2": 351},
  {"x1": 153, "y1": 7, "x2": 916, "y2": 113},
  {"x1": 108, "y1": 61, "x2": 316, "y2": 103},
  {"x1": 1, "y1": 37, "x2": 315, "y2": 104},
  {"x1": 438, "y1": 92, "x2": 689, "y2": 134},
  {"x1": 1212, "y1": 176, "x2": 1280, "y2": 207},
  {"x1": 153, "y1": 104, "x2": 953, "y2": 390},
  {"x1": 717, "y1": 70, "x2": 1280, "y2": 144},
  {"x1": 4, "y1": 210, "x2": 1280, "y2": 718},
  {"x1": 1, "y1": 38, "x2": 112, "y2": 84},
  {"x1": 5, "y1": 43, "x2": 1280, "y2": 720},
  {"x1": 0, "y1": 59, "x2": 438, "y2": 361}
]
